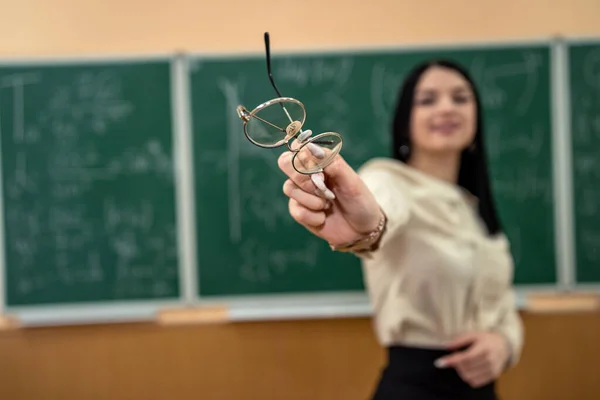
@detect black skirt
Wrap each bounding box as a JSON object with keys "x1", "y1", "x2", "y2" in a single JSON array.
[{"x1": 370, "y1": 345, "x2": 498, "y2": 400}]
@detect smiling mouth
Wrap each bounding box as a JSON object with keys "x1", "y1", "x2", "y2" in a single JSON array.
[{"x1": 431, "y1": 123, "x2": 460, "y2": 134}]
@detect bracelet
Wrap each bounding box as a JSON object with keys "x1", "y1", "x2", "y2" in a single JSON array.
[{"x1": 329, "y1": 209, "x2": 387, "y2": 254}]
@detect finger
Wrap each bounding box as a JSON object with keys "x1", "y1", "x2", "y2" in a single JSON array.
[
  {"x1": 454, "y1": 357, "x2": 490, "y2": 385},
  {"x1": 278, "y1": 151, "x2": 318, "y2": 194},
  {"x1": 454, "y1": 359, "x2": 489, "y2": 385},
  {"x1": 456, "y1": 354, "x2": 488, "y2": 371},
  {"x1": 435, "y1": 351, "x2": 469, "y2": 369},
  {"x1": 288, "y1": 198, "x2": 326, "y2": 228},
  {"x1": 283, "y1": 179, "x2": 331, "y2": 211},
  {"x1": 296, "y1": 129, "x2": 313, "y2": 144},
  {"x1": 311, "y1": 173, "x2": 335, "y2": 200},
  {"x1": 460, "y1": 369, "x2": 493, "y2": 388},
  {"x1": 435, "y1": 345, "x2": 483, "y2": 369},
  {"x1": 446, "y1": 332, "x2": 480, "y2": 350},
  {"x1": 289, "y1": 129, "x2": 313, "y2": 150},
  {"x1": 293, "y1": 141, "x2": 330, "y2": 173},
  {"x1": 307, "y1": 142, "x2": 326, "y2": 158},
  {"x1": 278, "y1": 151, "x2": 335, "y2": 200}
]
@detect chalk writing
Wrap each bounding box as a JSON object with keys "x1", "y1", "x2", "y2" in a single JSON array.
[
  {"x1": 275, "y1": 57, "x2": 354, "y2": 88},
  {"x1": 0, "y1": 66, "x2": 178, "y2": 302},
  {"x1": 469, "y1": 51, "x2": 542, "y2": 113},
  {"x1": 239, "y1": 238, "x2": 321, "y2": 283},
  {"x1": 571, "y1": 44, "x2": 600, "y2": 280},
  {"x1": 492, "y1": 169, "x2": 552, "y2": 204},
  {"x1": 583, "y1": 47, "x2": 600, "y2": 89}
]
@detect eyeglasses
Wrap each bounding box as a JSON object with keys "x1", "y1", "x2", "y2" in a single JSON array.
[{"x1": 236, "y1": 32, "x2": 343, "y2": 175}]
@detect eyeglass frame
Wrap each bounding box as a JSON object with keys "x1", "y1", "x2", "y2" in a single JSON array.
[
  {"x1": 235, "y1": 32, "x2": 344, "y2": 175},
  {"x1": 236, "y1": 97, "x2": 307, "y2": 150}
]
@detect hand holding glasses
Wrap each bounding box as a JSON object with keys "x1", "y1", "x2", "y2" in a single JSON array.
[{"x1": 236, "y1": 33, "x2": 344, "y2": 178}]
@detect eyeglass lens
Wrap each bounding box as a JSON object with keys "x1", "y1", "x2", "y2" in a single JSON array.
[
  {"x1": 245, "y1": 100, "x2": 305, "y2": 147},
  {"x1": 292, "y1": 133, "x2": 343, "y2": 174}
]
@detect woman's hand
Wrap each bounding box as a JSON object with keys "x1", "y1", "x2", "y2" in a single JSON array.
[
  {"x1": 434, "y1": 331, "x2": 511, "y2": 388},
  {"x1": 277, "y1": 151, "x2": 382, "y2": 248}
]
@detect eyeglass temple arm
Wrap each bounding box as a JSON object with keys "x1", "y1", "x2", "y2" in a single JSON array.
[
  {"x1": 264, "y1": 32, "x2": 283, "y2": 98},
  {"x1": 264, "y1": 32, "x2": 302, "y2": 134}
]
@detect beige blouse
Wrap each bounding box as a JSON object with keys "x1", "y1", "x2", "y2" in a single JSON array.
[{"x1": 357, "y1": 157, "x2": 524, "y2": 367}]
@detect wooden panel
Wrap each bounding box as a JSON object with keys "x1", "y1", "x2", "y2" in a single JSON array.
[{"x1": 1, "y1": 313, "x2": 600, "y2": 399}]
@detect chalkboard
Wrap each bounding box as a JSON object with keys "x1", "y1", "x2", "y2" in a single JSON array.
[
  {"x1": 568, "y1": 40, "x2": 600, "y2": 283},
  {"x1": 0, "y1": 57, "x2": 181, "y2": 307},
  {"x1": 189, "y1": 56, "x2": 363, "y2": 297},
  {"x1": 190, "y1": 40, "x2": 557, "y2": 298}
]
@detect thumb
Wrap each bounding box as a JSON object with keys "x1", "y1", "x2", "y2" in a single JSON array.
[
  {"x1": 322, "y1": 155, "x2": 383, "y2": 233},
  {"x1": 322, "y1": 155, "x2": 364, "y2": 195}
]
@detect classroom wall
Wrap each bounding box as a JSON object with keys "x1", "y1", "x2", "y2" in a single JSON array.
[
  {"x1": 1, "y1": 0, "x2": 599, "y2": 56},
  {"x1": 1, "y1": 0, "x2": 600, "y2": 399}
]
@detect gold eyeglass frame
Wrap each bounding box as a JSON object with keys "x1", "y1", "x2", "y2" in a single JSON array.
[
  {"x1": 235, "y1": 32, "x2": 344, "y2": 175},
  {"x1": 236, "y1": 97, "x2": 343, "y2": 175}
]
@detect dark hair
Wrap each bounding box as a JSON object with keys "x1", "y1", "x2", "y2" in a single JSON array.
[{"x1": 391, "y1": 59, "x2": 502, "y2": 236}]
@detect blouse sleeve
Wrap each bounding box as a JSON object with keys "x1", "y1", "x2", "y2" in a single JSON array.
[
  {"x1": 356, "y1": 161, "x2": 411, "y2": 256},
  {"x1": 494, "y1": 287, "x2": 525, "y2": 368}
]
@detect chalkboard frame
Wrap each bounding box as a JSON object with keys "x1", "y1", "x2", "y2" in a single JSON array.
[{"x1": 0, "y1": 53, "x2": 197, "y2": 326}]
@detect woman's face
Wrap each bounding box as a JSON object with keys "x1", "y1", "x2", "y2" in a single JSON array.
[{"x1": 410, "y1": 66, "x2": 477, "y2": 156}]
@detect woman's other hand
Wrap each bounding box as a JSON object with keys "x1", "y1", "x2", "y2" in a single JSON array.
[{"x1": 434, "y1": 331, "x2": 511, "y2": 388}]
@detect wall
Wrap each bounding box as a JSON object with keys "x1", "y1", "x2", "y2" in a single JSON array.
[
  {"x1": 1, "y1": 0, "x2": 599, "y2": 56},
  {"x1": 1, "y1": 0, "x2": 600, "y2": 399}
]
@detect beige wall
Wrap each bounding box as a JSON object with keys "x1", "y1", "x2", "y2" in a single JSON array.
[
  {"x1": 1, "y1": 1, "x2": 600, "y2": 399},
  {"x1": 0, "y1": 0, "x2": 599, "y2": 56}
]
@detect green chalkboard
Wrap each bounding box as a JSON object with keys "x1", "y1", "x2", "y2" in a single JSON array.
[
  {"x1": 0, "y1": 58, "x2": 180, "y2": 306},
  {"x1": 190, "y1": 41, "x2": 557, "y2": 297},
  {"x1": 568, "y1": 40, "x2": 600, "y2": 283}
]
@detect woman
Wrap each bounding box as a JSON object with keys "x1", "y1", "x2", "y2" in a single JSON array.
[{"x1": 277, "y1": 59, "x2": 524, "y2": 399}]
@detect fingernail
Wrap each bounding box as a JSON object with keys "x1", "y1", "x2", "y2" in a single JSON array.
[
  {"x1": 311, "y1": 173, "x2": 335, "y2": 200},
  {"x1": 323, "y1": 188, "x2": 336, "y2": 200},
  {"x1": 434, "y1": 359, "x2": 447, "y2": 368},
  {"x1": 297, "y1": 129, "x2": 312, "y2": 143},
  {"x1": 311, "y1": 173, "x2": 327, "y2": 191},
  {"x1": 307, "y1": 143, "x2": 326, "y2": 159}
]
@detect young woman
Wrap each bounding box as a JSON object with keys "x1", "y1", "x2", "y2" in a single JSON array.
[{"x1": 277, "y1": 59, "x2": 524, "y2": 399}]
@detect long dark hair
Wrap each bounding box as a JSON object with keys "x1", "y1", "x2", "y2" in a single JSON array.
[{"x1": 391, "y1": 59, "x2": 502, "y2": 236}]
